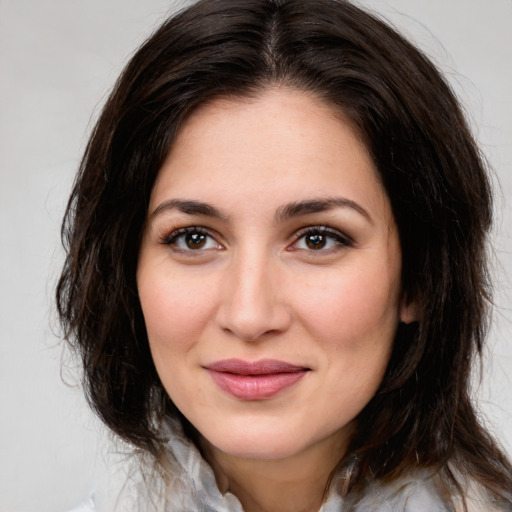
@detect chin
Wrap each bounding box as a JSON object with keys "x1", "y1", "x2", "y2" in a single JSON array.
[
  {"x1": 199, "y1": 421, "x2": 319, "y2": 461},
  {"x1": 215, "y1": 437, "x2": 303, "y2": 460}
]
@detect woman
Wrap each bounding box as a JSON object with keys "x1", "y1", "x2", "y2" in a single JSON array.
[{"x1": 57, "y1": 0, "x2": 512, "y2": 510}]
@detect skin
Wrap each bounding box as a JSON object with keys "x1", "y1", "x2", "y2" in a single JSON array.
[{"x1": 137, "y1": 87, "x2": 413, "y2": 512}]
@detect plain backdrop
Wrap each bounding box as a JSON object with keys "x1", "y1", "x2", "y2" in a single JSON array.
[{"x1": 0, "y1": 1, "x2": 511, "y2": 511}]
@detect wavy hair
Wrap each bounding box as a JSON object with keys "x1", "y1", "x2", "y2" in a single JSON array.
[{"x1": 57, "y1": 0, "x2": 512, "y2": 506}]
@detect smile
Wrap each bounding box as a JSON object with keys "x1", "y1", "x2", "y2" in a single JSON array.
[{"x1": 205, "y1": 359, "x2": 310, "y2": 400}]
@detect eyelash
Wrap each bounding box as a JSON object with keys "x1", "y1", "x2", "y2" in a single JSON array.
[
  {"x1": 160, "y1": 225, "x2": 353, "y2": 253},
  {"x1": 161, "y1": 226, "x2": 220, "y2": 252},
  {"x1": 291, "y1": 226, "x2": 353, "y2": 252}
]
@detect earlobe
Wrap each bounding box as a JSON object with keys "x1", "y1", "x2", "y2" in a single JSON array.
[{"x1": 400, "y1": 299, "x2": 418, "y2": 324}]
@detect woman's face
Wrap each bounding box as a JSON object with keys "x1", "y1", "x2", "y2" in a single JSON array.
[{"x1": 137, "y1": 88, "x2": 409, "y2": 461}]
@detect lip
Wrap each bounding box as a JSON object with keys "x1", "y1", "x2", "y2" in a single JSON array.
[{"x1": 205, "y1": 359, "x2": 310, "y2": 400}]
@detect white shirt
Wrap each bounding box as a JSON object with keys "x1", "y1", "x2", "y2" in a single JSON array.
[{"x1": 68, "y1": 419, "x2": 508, "y2": 512}]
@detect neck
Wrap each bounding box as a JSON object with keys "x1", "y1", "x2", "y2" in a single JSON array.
[{"x1": 198, "y1": 432, "x2": 349, "y2": 512}]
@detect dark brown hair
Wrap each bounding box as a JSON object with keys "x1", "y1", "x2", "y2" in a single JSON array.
[{"x1": 57, "y1": 0, "x2": 512, "y2": 505}]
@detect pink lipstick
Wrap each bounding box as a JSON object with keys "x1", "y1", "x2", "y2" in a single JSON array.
[{"x1": 205, "y1": 359, "x2": 309, "y2": 400}]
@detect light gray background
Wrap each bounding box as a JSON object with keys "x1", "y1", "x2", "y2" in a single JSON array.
[{"x1": 1, "y1": 1, "x2": 511, "y2": 511}]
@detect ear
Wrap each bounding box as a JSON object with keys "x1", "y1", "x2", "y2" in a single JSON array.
[{"x1": 400, "y1": 298, "x2": 418, "y2": 324}]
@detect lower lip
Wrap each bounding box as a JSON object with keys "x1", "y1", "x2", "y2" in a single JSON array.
[{"x1": 207, "y1": 370, "x2": 308, "y2": 400}]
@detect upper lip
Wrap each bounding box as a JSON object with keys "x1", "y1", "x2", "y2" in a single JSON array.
[{"x1": 205, "y1": 358, "x2": 309, "y2": 375}]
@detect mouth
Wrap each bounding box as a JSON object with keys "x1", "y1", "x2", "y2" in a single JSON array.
[{"x1": 204, "y1": 359, "x2": 310, "y2": 400}]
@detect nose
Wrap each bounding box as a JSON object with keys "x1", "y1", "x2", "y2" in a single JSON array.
[{"x1": 216, "y1": 250, "x2": 292, "y2": 342}]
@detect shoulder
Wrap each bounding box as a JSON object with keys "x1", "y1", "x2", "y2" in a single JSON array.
[
  {"x1": 346, "y1": 472, "x2": 451, "y2": 512},
  {"x1": 66, "y1": 494, "x2": 96, "y2": 512},
  {"x1": 335, "y1": 470, "x2": 511, "y2": 512},
  {"x1": 66, "y1": 454, "x2": 164, "y2": 512}
]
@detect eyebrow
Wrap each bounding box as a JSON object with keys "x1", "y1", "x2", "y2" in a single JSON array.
[
  {"x1": 275, "y1": 198, "x2": 373, "y2": 224},
  {"x1": 151, "y1": 196, "x2": 372, "y2": 223},
  {"x1": 151, "y1": 199, "x2": 227, "y2": 220}
]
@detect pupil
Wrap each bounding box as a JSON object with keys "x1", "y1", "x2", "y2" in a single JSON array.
[
  {"x1": 306, "y1": 233, "x2": 326, "y2": 250},
  {"x1": 186, "y1": 232, "x2": 206, "y2": 249}
]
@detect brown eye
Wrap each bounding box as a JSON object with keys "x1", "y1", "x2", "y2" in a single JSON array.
[
  {"x1": 186, "y1": 232, "x2": 207, "y2": 249},
  {"x1": 290, "y1": 227, "x2": 353, "y2": 253},
  {"x1": 164, "y1": 227, "x2": 221, "y2": 252},
  {"x1": 305, "y1": 233, "x2": 327, "y2": 250}
]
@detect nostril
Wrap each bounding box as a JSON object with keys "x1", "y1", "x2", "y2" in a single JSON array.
[{"x1": 219, "y1": 310, "x2": 292, "y2": 342}]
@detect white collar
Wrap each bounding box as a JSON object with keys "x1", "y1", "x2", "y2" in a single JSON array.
[
  {"x1": 84, "y1": 417, "x2": 498, "y2": 512},
  {"x1": 160, "y1": 417, "x2": 451, "y2": 512}
]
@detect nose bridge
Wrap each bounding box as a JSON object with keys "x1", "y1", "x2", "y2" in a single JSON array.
[{"x1": 217, "y1": 243, "x2": 290, "y2": 341}]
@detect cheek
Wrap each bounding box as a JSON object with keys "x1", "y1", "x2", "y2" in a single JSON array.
[
  {"x1": 299, "y1": 266, "x2": 400, "y2": 425},
  {"x1": 296, "y1": 264, "x2": 401, "y2": 347},
  {"x1": 137, "y1": 268, "x2": 216, "y2": 353},
  {"x1": 137, "y1": 268, "x2": 218, "y2": 406}
]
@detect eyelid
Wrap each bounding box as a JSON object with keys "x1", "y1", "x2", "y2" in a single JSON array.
[
  {"x1": 289, "y1": 225, "x2": 354, "y2": 251},
  {"x1": 160, "y1": 226, "x2": 223, "y2": 250},
  {"x1": 158, "y1": 224, "x2": 353, "y2": 254}
]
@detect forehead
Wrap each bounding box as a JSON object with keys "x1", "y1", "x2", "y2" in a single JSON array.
[{"x1": 150, "y1": 87, "x2": 390, "y2": 221}]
